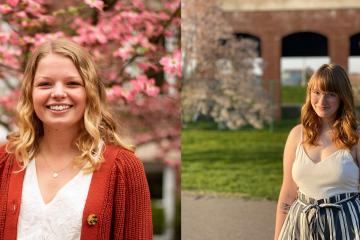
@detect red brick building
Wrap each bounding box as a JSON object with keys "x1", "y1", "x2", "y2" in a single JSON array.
[{"x1": 217, "y1": 0, "x2": 360, "y2": 118}]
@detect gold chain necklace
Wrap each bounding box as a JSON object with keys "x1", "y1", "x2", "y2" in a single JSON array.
[{"x1": 41, "y1": 152, "x2": 74, "y2": 179}]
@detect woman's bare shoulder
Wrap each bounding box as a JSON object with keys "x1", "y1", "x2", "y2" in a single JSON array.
[{"x1": 287, "y1": 124, "x2": 302, "y2": 141}]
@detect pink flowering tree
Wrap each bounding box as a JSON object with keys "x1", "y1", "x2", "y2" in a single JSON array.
[{"x1": 0, "y1": 0, "x2": 181, "y2": 165}]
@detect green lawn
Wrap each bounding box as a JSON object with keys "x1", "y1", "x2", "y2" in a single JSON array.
[
  {"x1": 152, "y1": 203, "x2": 164, "y2": 234},
  {"x1": 282, "y1": 85, "x2": 306, "y2": 104},
  {"x1": 182, "y1": 119, "x2": 299, "y2": 200}
]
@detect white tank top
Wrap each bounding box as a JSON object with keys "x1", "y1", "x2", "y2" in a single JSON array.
[
  {"x1": 17, "y1": 159, "x2": 93, "y2": 240},
  {"x1": 292, "y1": 132, "x2": 359, "y2": 200}
]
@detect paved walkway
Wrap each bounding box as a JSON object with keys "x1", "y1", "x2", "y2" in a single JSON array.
[{"x1": 182, "y1": 192, "x2": 277, "y2": 240}]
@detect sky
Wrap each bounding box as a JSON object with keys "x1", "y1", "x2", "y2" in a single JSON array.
[{"x1": 281, "y1": 57, "x2": 360, "y2": 74}]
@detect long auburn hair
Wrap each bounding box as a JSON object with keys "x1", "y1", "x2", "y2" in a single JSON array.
[
  {"x1": 301, "y1": 63, "x2": 358, "y2": 148},
  {"x1": 7, "y1": 38, "x2": 132, "y2": 172}
]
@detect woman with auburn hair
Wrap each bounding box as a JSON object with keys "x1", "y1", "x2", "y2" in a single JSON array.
[
  {"x1": 274, "y1": 64, "x2": 360, "y2": 240},
  {"x1": 0, "y1": 39, "x2": 152, "y2": 239}
]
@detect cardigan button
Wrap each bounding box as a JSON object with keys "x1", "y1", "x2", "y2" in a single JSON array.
[{"x1": 87, "y1": 214, "x2": 98, "y2": 226}]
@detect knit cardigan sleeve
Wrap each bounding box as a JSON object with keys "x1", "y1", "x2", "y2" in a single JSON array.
[
  {"x1": 0, "y1": 144, "x2": 13, "y2": 239},
  {"x1": 112, "y1": 148, "x2": 153, "y2": 240}
]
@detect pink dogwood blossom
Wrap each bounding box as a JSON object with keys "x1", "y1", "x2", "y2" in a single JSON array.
[
  {"x1": 113, "y1": 46, "x2": 134, "y2": 60},
  {"x1": 7, "y1": 0, "x2": 19, "y2": 8},
  {"x1": 0, "y1": 4, "x2": 12, "y2": 14},
  {"x1": 160, "y1": 50, "x2": 181, "y2": 77},
  {"x1": 0, "y1": 90, "x2": 20, "y2": 112},
  {"x1": 84, "y1": 0, "x2": 103, "y2": 11}
]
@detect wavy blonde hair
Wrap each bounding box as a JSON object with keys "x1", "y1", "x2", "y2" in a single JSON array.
[
  {"x1": 301, "y1": 63, "x2": 358, "y2": 148},
  {"x1": 7, "y1": 38, "x2": 133, "y2": 172}
]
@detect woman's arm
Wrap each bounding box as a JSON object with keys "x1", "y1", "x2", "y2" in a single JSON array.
[
  {"x1": 349, "y1": 127, "x2": 360, "y2": 170},
  {"x1": 356, "y1": 128, "x2": 360, "y2": 168},
  {"x1": 273, "y1": 125, "x2": 300, "y2": 240}
]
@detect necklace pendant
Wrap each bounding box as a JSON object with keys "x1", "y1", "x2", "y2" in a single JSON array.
[{"x1": 52, "y1": 172, "x2": 59, "y2": 178}]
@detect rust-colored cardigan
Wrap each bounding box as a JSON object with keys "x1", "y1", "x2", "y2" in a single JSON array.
[{"x1": 0, "y1": 144, "x2": 153, "y2": 240}]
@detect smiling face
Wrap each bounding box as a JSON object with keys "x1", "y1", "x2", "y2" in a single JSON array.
[
  {"x1": 32, "y1": 53, "x2": 86, "y2": 131},
  {"x1": 310, "y1": 88, "x2": 340, "y2": 121}
]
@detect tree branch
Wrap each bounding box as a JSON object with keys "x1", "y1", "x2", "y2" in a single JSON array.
[
  {"x1": 118, "y1": 5, "x2": 180, "y2": 74},
  {"x1": 0, "y1": 119, "x2": 10, "y2": 132}
]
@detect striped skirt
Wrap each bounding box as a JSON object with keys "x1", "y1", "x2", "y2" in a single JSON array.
[{"x1": 278, "y1": 192, "x2": 360, "y2": 240}]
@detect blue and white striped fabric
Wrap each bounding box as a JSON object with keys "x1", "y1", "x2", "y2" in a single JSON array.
[{"x1": 279, "y1": 192, "x2": 360, "y2": 240}]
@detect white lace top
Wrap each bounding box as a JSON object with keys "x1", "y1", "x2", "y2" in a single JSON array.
[{"x1": 17, "y1": 159, "x2": 93, "y2": 240}]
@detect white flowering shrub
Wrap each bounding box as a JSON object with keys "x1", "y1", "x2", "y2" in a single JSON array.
[{"x1": 182, "y1": 0, "x2": 272, "y2": 129}]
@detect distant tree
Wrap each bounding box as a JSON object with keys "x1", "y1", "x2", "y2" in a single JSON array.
[
  {"x1": 182, "y1": 0, "x2": 272, "y2": 129},
  {"x1": 349, "y1": 74, "x2": 360, "y2": 106},
  {"x1": 304, "y1": 66, "x2": 314, "y2": 85}
]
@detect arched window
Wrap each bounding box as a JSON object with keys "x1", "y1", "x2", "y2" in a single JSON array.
[
  {"x1": 349, "y1": 33, "x2": 360, "y2": 74},
  {"x1": 281, "y1": 32, "x2": 329, "y2": 87}
]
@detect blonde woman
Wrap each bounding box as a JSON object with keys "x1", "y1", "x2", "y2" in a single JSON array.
[
  {"x1": 0, "y1": 39, "x2": 152, "y2": 239},
  {"x1": 274, "y1": 64, "x2": 360, "y2": 239}
]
